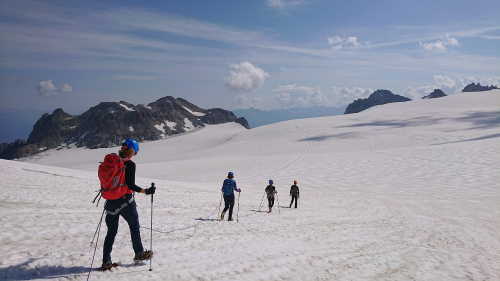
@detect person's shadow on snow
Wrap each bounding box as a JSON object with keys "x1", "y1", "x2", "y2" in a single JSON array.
[{"x1": 0, "y1": 258, "x2": 90, "y2": 280}]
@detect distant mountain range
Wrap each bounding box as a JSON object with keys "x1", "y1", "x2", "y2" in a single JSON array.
[
  {"x1": 342, "y1": 82, "x2": 498, "y2": 115},
  {"x1": 0, "y1": 97, "x2": 248, "y2": 159},
  {"x1": 233, "y1": 106, "x2": 345, "y2": 128},
  {"x1": 2, "y1": 82, "x2": 497, "y2": 160},
  {"x1": 462, "y1": 83, "x2": 498, "y2": 92}
]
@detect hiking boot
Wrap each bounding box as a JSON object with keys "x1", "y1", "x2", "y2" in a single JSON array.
[
  {"x1": 134, "y1": 250, "x2": 153, "y2": 261},
  {"x1": 228, "y1": 217, "x2": 233, "y2": 221},
  {"x1": 100, "y1": 261, "x2": 116, "y2": 271},
  {"x1": 220, "y1": 211, "x2": 226, "y2": 221}
]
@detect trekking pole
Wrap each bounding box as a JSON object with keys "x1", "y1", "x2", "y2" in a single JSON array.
[
  {"x1": 217, "y1": 192, "x2": 223, "y2": 218},
  {"x1": 237, "y1": 191, "x2": 241, "y2": 223},
  {"x1": 87, "y1": 208, "x2": 105, "y2": 281},
  {"x1": 149, "y1": 183, "x2": 155, "y2": 272},
  {"x1": 258, "y1": 192, "x2": 265, "y2": 212},
  {"x1": 276, "y1": 192, "x2": 281, "y2": 214},
  {"x1": 90, "y1": 207, "x2": 106, "y2": 246}
]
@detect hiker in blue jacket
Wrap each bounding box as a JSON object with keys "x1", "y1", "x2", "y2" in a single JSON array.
[{"x1": 220, "y1": 171, "x2": 241, "y2": 221}]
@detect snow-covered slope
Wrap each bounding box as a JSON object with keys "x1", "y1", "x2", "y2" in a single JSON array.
[{"x1": 1, "y1": 90, "x2": 500, "y2": 281}]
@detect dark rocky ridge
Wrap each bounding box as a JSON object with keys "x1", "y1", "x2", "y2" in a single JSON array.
[
  {"x1": 422, "y1": 89, "x2": 447, "y2": 99},
  {"x1": 462, "y1": 83, "x2": 498, "y2": 92},
  {"x1": 0, "y1": 96, "x2": 249, "y2": 159},
  {"x1": 344, "y1": 89, "x2": 411, "y2": 114}
]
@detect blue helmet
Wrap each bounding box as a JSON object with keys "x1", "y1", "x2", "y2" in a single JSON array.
[
  {"x1": 228, "y1": 171, "x2": 234, "y2": 178},
  {"x1": 122, "y1": 138, "x2": 139, "y2": 153},
  {"x1": 269, "y1": 179, "x2": 273, "y2": 185}
]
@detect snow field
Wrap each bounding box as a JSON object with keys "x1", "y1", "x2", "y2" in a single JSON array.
[{"x1": 1, "y1": 90, "x2": 499, "y2": 280}]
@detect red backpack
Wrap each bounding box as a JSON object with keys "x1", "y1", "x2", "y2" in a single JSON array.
[{"x1": 98, "y1": 153, "x2": 130, "y2": 200}]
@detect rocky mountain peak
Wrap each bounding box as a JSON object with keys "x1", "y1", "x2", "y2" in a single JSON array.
[
  {"x1": 1, "y1": 96, "x2": 249, "y2": 159},
  {"x1": 344, "y1": 89, "x2": 411, "y2": 114},
  {"x1": 462, "y1": 83, "x2": 498, "y2": 92},
  {"x1": 422, "y1": 89, "x2": 447, "y2": 99}
]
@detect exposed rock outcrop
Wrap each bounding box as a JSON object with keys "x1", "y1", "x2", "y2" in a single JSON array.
[
  {"x1": 344, "y1": 90, "x2": 411, "y2": 114},
  {"x1": 462, "y1": 83, "x2": 498, "y2": 92},
  {"x1": 422, "y1": 89, "x2": 447, "y2": 99},
  {"x1": 1, "y1": 96, "x2": 249, "y2": 159}
]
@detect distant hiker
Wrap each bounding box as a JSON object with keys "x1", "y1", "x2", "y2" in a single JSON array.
[
  {"x1": 100, "y1": 138, "x2": 156, "y2": 270},
  {"x1": 220, "y1": 171, "x2": 241, "y2": 221},
  {"x1": 289, "y1": 180, "x2": 299, "y2": 208},
  {"x1": 265, "y1": 180, "x2": 277, "y2": 213}
]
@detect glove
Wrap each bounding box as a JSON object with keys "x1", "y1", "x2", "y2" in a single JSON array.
[
  {"x1": 236, "y1": 188, "x2": 241, "y2": 192},
  {"x1": 144, "y1": 186, "x2": 156, "y2": 195}
]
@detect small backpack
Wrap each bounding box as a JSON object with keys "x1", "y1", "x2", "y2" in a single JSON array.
[{"x1": 98, "y1": 153, "x2": 129, "y2": 200}]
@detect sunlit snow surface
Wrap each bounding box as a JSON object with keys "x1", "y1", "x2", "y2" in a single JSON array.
[{"x1": 1, "y1": 91, "x2": 500, "y2": 281}]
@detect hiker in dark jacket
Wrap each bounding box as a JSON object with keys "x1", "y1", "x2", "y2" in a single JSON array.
[
  {"x1": 220, "y1": 171, "x2": 241, "y2": 221},
  {"x1": 289, "y1": 180, "x2": 299, "y2": 208},
  {"x1": 101, "y1": 139, "x2": 156, "y2": 270},
  {"x1": 265, "y1": 180, "x2": 277, "y2": 213}
]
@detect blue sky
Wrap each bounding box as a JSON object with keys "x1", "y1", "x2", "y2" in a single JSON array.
[{"x1": 1, "y1": 0, "x2": 500, "y2": 118}]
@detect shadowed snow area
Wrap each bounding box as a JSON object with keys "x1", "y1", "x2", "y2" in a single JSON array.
[{"x1": 1, "y1": 90, "x2": 500, "y2": 281}]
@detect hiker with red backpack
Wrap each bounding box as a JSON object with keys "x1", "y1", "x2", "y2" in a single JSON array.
[{"x1": 99, "y1": 138, "x2": 155, "y2": 270}]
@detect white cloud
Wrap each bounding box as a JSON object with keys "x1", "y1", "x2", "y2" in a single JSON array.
[
  {"x1": 103, "y1": 9, "x2": 266, "y2": 47},
  {"x1": 37, "y1": 80, "x2": 73, "y2": 96},
  {"x1": 234, "y1": 95, "x2": 263, "y2": 109},
  {"x1": 225, "y1": 62, "x2": 270, "y2": 91},
  {"x1": 37, "y1": 80, "x2": 58, "y2": 96},
  {"x1": 404, "y1": 85, "x2": 435, "y2": 100},
  {"x1": 273, "y1": 84, "x2": 325, "y2": 108},
  {"x1": 421, "y1": 41, "x2": 447, "y2": 51},
  {"x1": 271, "y1": 84, "x2": 374, "y2": 108},
  {"x1": 420, "y1": 35, "x2": 459, "y2": 52},
  {"x1": 327, "y1": 36, "x2": 361, "y2": 50},
  {"x1": 273, "y1": 84, "x2": 318, "y2": 95},
  {"x1": 266, "y1": 0, "x2": 305, "y2": 9},
  {"x1": 60, "y1": 83, "x2": 73, "y2": 92},
  {"x1": 329, "y1": 86, "x2": 373, "y2": 105},
  {"x1": 433, "y1": 74, "x2": 456, "y2": 89}
]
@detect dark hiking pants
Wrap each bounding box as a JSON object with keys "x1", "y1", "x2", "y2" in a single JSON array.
[
  {"x1": 268, "y1": 197, "x2": 275, "y2": 208},
  {"x1": 222, "y1": 194, "x2": 235, "y2": 220},
  {"x1": 103, "y1": 200, "x2": 144, "y2": 263},
  {"x1": 290, "y1": 195, "x2": 298, "y2": 208}
]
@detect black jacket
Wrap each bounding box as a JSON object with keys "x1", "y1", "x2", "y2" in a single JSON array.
[
  {"x1": 265, "y1": 185, "x2": 276, "y2": 198},
  {"x1": 124, "y1": 160, "x2": 142, "y2": 193},
  {"x1": 290, "y1": 185, "x2": 299, "y2": 196}
]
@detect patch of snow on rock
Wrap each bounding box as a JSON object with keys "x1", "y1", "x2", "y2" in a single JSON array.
[
  {"x1": 119, "y1": 103, "x2": 135, "y2": 111},
  {"x1": 183, "y1": 106, "x2": 206, "y2": 117},
  {"x1": 165, "y1": 120, "x2": 177, "y2": 131},
  {"x1": 154, "y1": 123, "x2": 166, "y2": 133},
  {"x1": 183, "y1": 118, "x2": 195, "y2": 131}
]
